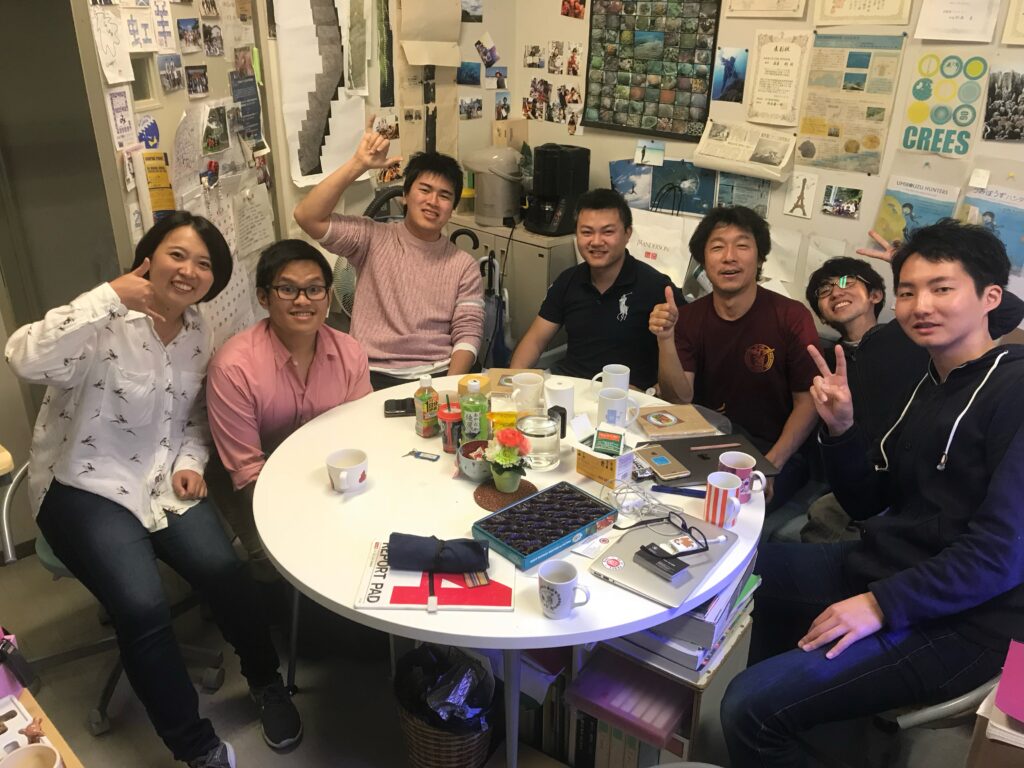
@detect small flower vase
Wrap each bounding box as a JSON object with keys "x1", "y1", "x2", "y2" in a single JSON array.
[{"x1": 491, "y1": 465, "x2": 522, "y2": 493}]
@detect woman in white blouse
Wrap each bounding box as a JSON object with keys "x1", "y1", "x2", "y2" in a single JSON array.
[{"x1": 5, "y1": 212, "x2": 300, "y2": 768}]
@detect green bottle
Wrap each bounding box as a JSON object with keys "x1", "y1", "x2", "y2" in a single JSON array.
[
  {"x1": 414, "y1": 375, "x2": 439, "y2": 438},
  {"x1": 460, "y1": 379, "x2": 490, "y2": 442}
]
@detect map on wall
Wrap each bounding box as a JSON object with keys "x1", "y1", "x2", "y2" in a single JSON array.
[{"x1": 583, "y1": 0, "x2": 723, "y2": 141}]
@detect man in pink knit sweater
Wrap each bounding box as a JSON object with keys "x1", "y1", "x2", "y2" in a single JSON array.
[{"x1": 294, "y1": 124, "x2": 484, "y2": 390}]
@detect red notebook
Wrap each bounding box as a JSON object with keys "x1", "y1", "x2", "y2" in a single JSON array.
[{"x1": 354, "y1": 540, "x2": 515, "y2": 611}]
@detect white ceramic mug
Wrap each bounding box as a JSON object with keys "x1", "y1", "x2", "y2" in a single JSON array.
[
  {"x1": 597, "y1": 387, "x2": 639, "y2": 427},
  {"x1": 544, "y1": 376, "x2": 575, "y2": 421},
  {"x1": 704, "y1": 471, "x2": 741, "y2": 529},
  {"x1": 591, "y1": 363, "x2": 630, "y2": 393},
  {"x1": 718, "y1": 451, "x2": 767, "y2": 504},
  {"x1": 511, "y1": 372, "x2": 545, "y2": 413},
  {"x1": 326, "y1": 449, "x2": 368, "y2": 493},
  {"x1": 0, "y1": 743, "x2": 63, "y2": 768},
  {"x1": 537, "y1": 560, "x2": 590, "y2": 619}
]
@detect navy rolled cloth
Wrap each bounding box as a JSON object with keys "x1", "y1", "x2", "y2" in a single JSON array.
[{"x1": 387, "y1": 533, "x2": 490, "y2": 572}]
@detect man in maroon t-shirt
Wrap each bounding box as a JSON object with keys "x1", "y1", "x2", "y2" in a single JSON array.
[{"x1": 649, "y1": 206, "x2": 820, "y2": 511}]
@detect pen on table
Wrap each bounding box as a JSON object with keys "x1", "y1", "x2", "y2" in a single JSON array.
[
  {"x1": 708, "y1": 535, "x2": 728, "y2": 544},
  {"x1": 651, "y1": 485, "x2": 706, "y2": 499},
  {"x1": 688, "y1": 442, "x2": 742, "y2": 451}
]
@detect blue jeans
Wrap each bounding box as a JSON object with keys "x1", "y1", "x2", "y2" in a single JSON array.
[
  {"x1": 720, "y1": 542, "x2": 1005, "y2": 768},
  {"x1": 37, "y1": 481, "x2": 280, "y2": 762}
]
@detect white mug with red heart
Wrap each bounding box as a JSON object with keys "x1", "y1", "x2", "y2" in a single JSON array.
[{"x1": 326, "y1": 449, "x2": 368, "y2": 493}]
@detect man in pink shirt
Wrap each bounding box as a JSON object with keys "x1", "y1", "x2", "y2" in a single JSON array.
[
  {"x1": 207, "y1": 240, "x2": 371, "y2": 577},
  {"x1": 294, "y1": 121, "x2": 484, "y2": 390}
]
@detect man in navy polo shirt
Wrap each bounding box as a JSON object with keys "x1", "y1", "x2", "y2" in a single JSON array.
[{"x1": 510, "y1": 188, "x2": 682, "y2": 390}]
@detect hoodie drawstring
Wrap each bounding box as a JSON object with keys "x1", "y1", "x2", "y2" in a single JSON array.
[{"x1": 935, "y1": 350, "x2": 1009, "y2": 471}]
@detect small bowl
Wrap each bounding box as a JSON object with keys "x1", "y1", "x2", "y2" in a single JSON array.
[
  {"x1": 458, "y1": 440, "x2": 491, "y2": 482},
  {"x1": 0, "y1": 743, "x2": 63, "y2": 768}
]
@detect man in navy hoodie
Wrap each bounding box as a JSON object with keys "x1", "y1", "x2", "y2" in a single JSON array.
[
  {"x1": 721, "y1": 220, "x2": 1024, "y2": 767},
  {"x1": 800, "y1": 252, "x2": 1024, "y2": 542}
]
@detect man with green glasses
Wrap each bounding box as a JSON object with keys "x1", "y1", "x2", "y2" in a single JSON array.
[
  {"x1": 801, "y1": 234, "x2": 1023, "y2": 542},
  {"x1": 207, "y1": 239, "x2": 372, "y2": 582}
]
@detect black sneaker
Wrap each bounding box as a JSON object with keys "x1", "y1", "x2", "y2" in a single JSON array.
[
  {"x1": 187, "y1": 741, "x2": 236, "y2": 768},
  {"x1": 250, "y1": 678, "x2": 303, "y2": 749}
]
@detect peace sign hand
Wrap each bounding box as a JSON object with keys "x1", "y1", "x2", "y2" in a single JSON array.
[
  {"x1": 807, "y1": 344, "x2": 854, "y2": 436},
  {"x1": 855, "y1": 229, "x2": 897, "y2": 263}
]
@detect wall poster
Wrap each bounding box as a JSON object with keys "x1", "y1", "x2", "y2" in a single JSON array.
[
  {"x1": 582, "y1": 0, "x2": 723, "y2": 141},
  {"x1": 796, "y1": 34, "x2": 905, "y2": 175},
  {"x1": 900, "y1": 51, "x2": 989, "y2": 158}
]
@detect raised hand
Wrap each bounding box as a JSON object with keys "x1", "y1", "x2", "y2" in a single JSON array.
[
  {"x1": 799, "y1": 592, "x2": 884, "y2": 659},
  {"x1": 807, "y1": 344, "x2": 854, "y2": 436},
  {"x1": 354, "y1": 114, "x2": 402, "y2": 171},
  {"x1": 855, "y1": 229, "x2": 897, "y2": 263},
  {"x1": 649, "y1": 285, "x2": 679, "y2": 340},
  {"x1": 172, "y1": 469, "x2": 207, "y2": 500},
  {"x1": 109, "y1": 258, "x2": 167, "y2": 323}
]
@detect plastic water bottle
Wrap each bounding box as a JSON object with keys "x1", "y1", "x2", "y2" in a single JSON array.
[
  {"x1": 460, "y1": 379, "x2": 490, "y2": 442},
  {"x1": 414, "y1": 375, "x2": 439, "y2": 438}
]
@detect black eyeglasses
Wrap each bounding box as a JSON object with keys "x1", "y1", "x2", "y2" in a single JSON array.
[
  {"x1": 269, "y1": 284, "x2": 328, "y2": 301},
  {"x1": 615, "y1": 508, "x2": 709, "y2": 559},
  {"x1": 815, "y1": 275, "x2": 865, "y2": 298}
]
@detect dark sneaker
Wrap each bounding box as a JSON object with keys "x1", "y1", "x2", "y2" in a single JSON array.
[
  {"x1": 187, "y1": 741, "x2": 236, "y2": 768},
  {"x1": 250, "y1": 678, "x2": 303, "y2": 749}
]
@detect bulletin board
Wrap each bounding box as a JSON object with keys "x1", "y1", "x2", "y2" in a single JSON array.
[
  {"x1": 581, "y1": 0, "x2": 722, "y2": 140},
  {"x1": 513, "y1": 0, "x2": 1024, "y2": 332}
]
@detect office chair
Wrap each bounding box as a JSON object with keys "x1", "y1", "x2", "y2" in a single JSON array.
[
  {"x1": 0, "y1": 456, "x2": 225, "y2": 735},
  {"x1": 872, "y1": 676, "x2": 1000, "y2": 767}
]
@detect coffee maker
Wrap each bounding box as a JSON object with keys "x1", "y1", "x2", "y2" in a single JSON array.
[{"x1": 524, "y1": 144, "x2": 590, "y2": 236}]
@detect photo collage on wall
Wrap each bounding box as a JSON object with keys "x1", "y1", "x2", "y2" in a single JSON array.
[{"x1": 583, "y1": 0, "x2": 722, "y2": 140}]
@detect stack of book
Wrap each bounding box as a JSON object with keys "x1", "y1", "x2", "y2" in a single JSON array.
[{"x1": 606, "y1": 557, "x2": 760, "y2": 684}]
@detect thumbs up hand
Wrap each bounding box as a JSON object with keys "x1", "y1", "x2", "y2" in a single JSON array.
[
  {"x1": 109, "y1": 258, "x2": 167, "y2": 323},
  {"x1": 649, "y1": 284, "x2": 679, "y2": 340}
]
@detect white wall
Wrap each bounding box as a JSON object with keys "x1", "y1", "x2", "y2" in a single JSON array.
[{"x1": 512, "y1": 0, "x2": 1024, "y2": 321}]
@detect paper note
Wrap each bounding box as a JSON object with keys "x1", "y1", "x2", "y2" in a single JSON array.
[
  {"x1": 969, "y1": 168, "x2": 991, "y2": 189},
  {"x1": 915, "y1": 0, "x2": 1000, "y2": 43},
  {"x1": 748, "y1": 30, "x2": 812, "y2": 126},
  {"x1": 104, "y1": 85, "x2": 137, "y2": 151},
  {"x1": 232, "y1": 185, "x2": 275, "y2": 257},
  {"x1": 90, "y1": 6, "x2": 134, "y2": 85},
  {"x1": 400, "y1": 0, "x2": 461, "y2": 66}
]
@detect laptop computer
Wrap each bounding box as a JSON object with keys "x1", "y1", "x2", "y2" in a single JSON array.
[
  {"x1": 589, "y1": 513, "x2": 739, "y2": 608},
  {"x1": 638, "y1": 433, "x2": 780, "y2": 488}
]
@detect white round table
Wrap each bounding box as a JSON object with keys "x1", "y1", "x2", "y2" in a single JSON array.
[{"x1": 254, "y1": 375, "x2": 763, "y2": 767}]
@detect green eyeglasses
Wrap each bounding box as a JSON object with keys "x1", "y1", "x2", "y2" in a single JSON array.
[{"x1": 815, "y1": 275, "x2": 865, "y2": 298}]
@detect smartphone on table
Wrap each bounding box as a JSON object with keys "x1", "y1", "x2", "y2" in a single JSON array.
[
  {"x1": 635, "y1": 444, "x2": 691, "y2": 481},
  {"x1": 383, "y1": 397, "x2": 416, "y2": 417}
]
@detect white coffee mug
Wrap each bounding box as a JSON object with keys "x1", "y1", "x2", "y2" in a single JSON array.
[
  {"x1": 544, "y1": 376, "x2": 575, "y2": 421},
  {"x1": 326, "y1": 449, "x2": 368, "y2": 493},
  {"x1": 537, "y1": 560, "x2": 590, "y2": 619},
  {"x1": 511, "y1": 372, "x2": 545, "y2": 413},
  {"x1": 591, "y1": 363, "x2": 630, "y2": 393},
  {"x1": 597, "y1": 387, "x2": 639, "y2": 427}
]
